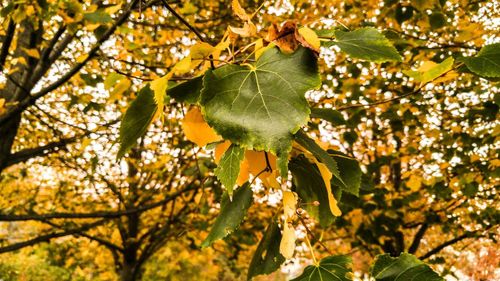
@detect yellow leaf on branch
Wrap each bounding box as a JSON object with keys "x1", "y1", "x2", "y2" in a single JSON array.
[
  {"x1": 182, "y1": 107, "x2": 222, "y2": 147},
  {"x1": 231, "y1": 0, "x2": 250, "y2": 21},
  {"x1": 297, "y1": 26, "x2": 321, "y2": 52},
  {"x1": 229, "y1": 22, "x2": 257, "y2": 37},
  {"x1": 283, "y1": 191, "x2": 297, "y2": 219},
  {"x1": 150, "y1": 74, "x2": 170, "y2": 121},
  {"x1": 315, "y1": 161, "x2": 342, "y2": 216},
  {"x1": 279, "y1": 222, "x2": 296, "y2": 259}
]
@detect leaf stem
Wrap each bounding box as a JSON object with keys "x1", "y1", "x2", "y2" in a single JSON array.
[
  {"x1": 264, "y1": 152, "x2": 272, "y2": 172},
  {"x1": 304, "y1": 232, "x2": 318, "y2": 265},
  {"x1": 297, "y1": 212, "x2": 333, "y2": 255}
]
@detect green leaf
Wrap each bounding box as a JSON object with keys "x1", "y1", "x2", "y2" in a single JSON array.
[
  {"x1": 247, "y1": 219, "x2": 285, "y2": 280},
  {"x1": 201, "y1": 183, "x2": 253, "y2": 248},
  {"x1": 84, "y1": 11, "x2": 112, "y2": 23},
  {"x1": 200, "y1": 46, "x2": 320, "y2": 158},
  {"x1": 330, "y1": 151, "x2": 362, "y2": 196},
  {"x1": 403, "y1": 57, "x2": 454, "y2": 84},
  {"x1": 104, "y1": 73, "x2": 124, "y2": 90},
  {"x1": 333, "y1": 27, "x2": 402, "y2": 62},
  {"x1": 458, "y1": 43, "x2": 500, "y2": 78},
  {"x1": 310, "y1": 108, "x2": 346, "y2": 126},
  {"x1": 214, "y1": 144, "x2": 245, "y2": 196},
  {"x1": 371, "y1": 253, "x2": 444, "y2": 281},
  {"x1": 291, "y1": 255, "x2": 353, "y2": 281},
  {"x1": 167, "y1": 75, "x2": 204, "y2": 104},
  {"x1": 117, "y1": 85, "x2": 156, "y2": 159},
  {"x1": 289, "y1": 157, "x2": 337, "y2": 227},
  {"x1": 294, "y1": 130, "x2": 344, "y2": 186}
]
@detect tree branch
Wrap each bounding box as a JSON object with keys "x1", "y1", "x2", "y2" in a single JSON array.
[
  {"x1": 0, "y1": 185, "x2": 196, "y2": 221},
  {"x1": 0, "y1": 19, "x2": 16, "y2": 72},
  {"x1": 0, "y1": 0, "x2": 140, "y2": 126},
  {"x1": 419, "y1": 231, "x2": 478, "y2": 260},
  {"x1": 159, "y1": 0, "x2": 207, "y2": 43},
  {"x1": 408, "y1": 223, "x2": 428, "y2": 254},
  {"x1": 0, "y1": 220, "x2": 108, "y2": 254}
]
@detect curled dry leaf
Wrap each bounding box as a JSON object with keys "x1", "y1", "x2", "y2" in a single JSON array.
[
  {"x1": 229, "y1": 21, "x2": 257, "y2": 37},
  {"x1": 266, "y1": 21, "x2": 320, "y2": 54}
]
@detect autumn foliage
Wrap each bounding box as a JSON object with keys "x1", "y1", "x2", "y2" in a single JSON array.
[{"x1": 0, "y1": 0, "x2": 498, "y2": 280}]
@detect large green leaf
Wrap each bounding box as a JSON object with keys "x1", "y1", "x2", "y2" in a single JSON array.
[
  {"x1": 167, "y1": 75, "x2": 203, "y2": 104},
  {"x1": 330, "y1": 151, "x2": 361, "y2": 196},
  {"x1": 247, "y1": 219, "x2": 285, "y2": 280},
  {"x1": 291, "y1": 255, "x2": 353, "y2": 281},
  {"x1": 459, "y1": 43, "x2": 500, "y2": 78},
  {"x1": 371, "y1": 253, "x2": 444, "y2": 281},
  {"x1": 310, "y1": 108, "x2": 346, "y2": 126},
  {"x1": 403, "y1": 57, "x2": 454, "y2": 84},
  {"x1": 214, "y1": 144, "x2": 245, "y2": 196},
  {"x1": 334, "y1": 27, "x2": 402, "y2": 62},
  {"x1": 117, "y1": 85, "x2": 156, "y2": 158},
  {"x1": 289, "y1": 157, "x2": 337, "y2": 227},
  {"x1": 201, "y1": 183, "x2": 253, "y2": 248},
  {"x1": 200, "y1": 46, "x2": 320, "y2": 159},
  {"x1": 294, "y1": 130, "x2": 344, "y2": 186}
]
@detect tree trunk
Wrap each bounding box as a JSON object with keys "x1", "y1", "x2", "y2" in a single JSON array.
[
  {"x1": 0, "y1": 113, "x2": 21, "y2": 173},
  {"x1": 120, "y1": 261, "x2": 139, "y2": 281}
]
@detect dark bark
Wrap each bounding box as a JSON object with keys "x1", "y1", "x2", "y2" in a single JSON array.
[
  {"x1": 0, "y1": 114, "x2": 21, "y2": 172},
  {"x1": 408, "y1": 223, "x2": 429, "y2": 254}
]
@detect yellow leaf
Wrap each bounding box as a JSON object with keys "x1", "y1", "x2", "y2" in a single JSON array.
[
  {"x1": 279, "y1": 222, "x2": 296, "y2": 259},
  {"x1": 245, "y1": 150, "x2": 276, "y2": 179},
  {"x1": 190, "y1": 42, "x2": 216, "y2": 60},
  {"x1": 109, "y1": 78, "x2": 131, "y2": 101},
  {"x1": 231, "y1": 0, "x2": 250, "y2": 21},
  {"x1": 214, "y1": 141, "x2": 231, "y2": 163},
  {"x1": 254, "y1": 38, "x2": 264, "y2": 59},
  {"x1": 297, "y1": 26, "x2": 320, "y2": 51},
  {"x1": 315, "y1": 161, "x2": 342, "y2": 216},
  {"x1": 15, "y1": 57, "x2": 27, "y2": 66},
  {"x1": 76, "y1": 54, "x2": 88, "y2": 63},
  {"x1": 215, "y1": 35, "x2": 231, "y2": 51},
  {"x1": 229, "y1": 21, "x2": 257, "y2": 37},
  {"x1": 406, "y1": 174, "x2": 422, "y2": 191},
  {"x1": 150, "y1": 74, "x2": 170, "y2": 120},
  {"x1": 283, "y1": 191, "x2": 297, "y2": 219},
  {"x1": 23, "y1": 48, "x2": 40, "y2": 59},
  {"x1": 105, "y1": 5, "x2": 121, "y2": 14},
  {"x1": 182, "y1": 107, "x2": 222, "y2": 147},
  {"x1": 172, "y1": 56, "x2": 192, "y2": 75},
  {"x1": 260, "y1": 170, "x2": 281, "y2": 189},
  {"x1": 434, "y1": 71, "x2": 459, "y2": 84}
]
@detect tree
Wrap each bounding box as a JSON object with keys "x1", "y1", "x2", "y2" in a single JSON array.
[{"x1": 0, "y1": 0, "x2": 498, "y2": 280}]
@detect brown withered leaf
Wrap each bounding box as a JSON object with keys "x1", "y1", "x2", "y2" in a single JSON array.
[
  {"x1": 266, "y1": 21, "x2": 319, "y2": 54},
  {"x1": 266, "y1": 21, "x2": 299, "y2": 54}
]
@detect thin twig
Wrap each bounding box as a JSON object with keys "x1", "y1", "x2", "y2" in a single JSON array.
[
  {"x1": 159, "y1": 0, "x2": 215, "y2": 69},
  {"x1": 297, "y1": 212, "x2": 333, "y2": 255}
]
